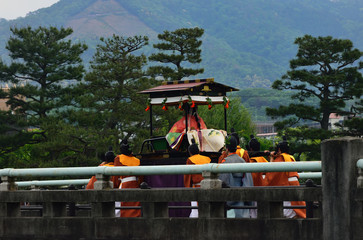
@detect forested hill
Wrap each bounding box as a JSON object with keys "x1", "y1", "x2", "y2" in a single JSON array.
[{"x1": 0, "y1": 0, "x2": 362, "y2": 89}]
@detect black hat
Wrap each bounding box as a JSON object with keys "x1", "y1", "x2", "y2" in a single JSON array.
[
  {"x1": 188, "y1": 138, "x2": 199, "y2": 156},
  {"x1": 249, "y1": 135, "x2": 260, "y2": 151},
  {"x1": 225, "y1": 135, "x2": 237, "y2": 152},
  {"x1": 105, "y1": 146, "x2": 116, "y2": 162},
  {"x1": 120, "y1": 139, "x2": 132, "y2": 156},
  {"x1": 276, "y1": 136, "x2": 289, "y2": 154},
  {"x1": 230, "y1": 128, "x2": 240, "y2": 145}
]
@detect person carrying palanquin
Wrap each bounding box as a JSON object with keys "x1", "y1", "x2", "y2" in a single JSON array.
[
  {"x1": 86, "y1": 147, "x2": 118, "y2": 190},
  {"x1": 247, "y1": 135, "x2": 269, "y2": 186},
  {"x1": 114, "y1": 139, "x2": 142, "y2": 218},
  {"x1": 219, "y1": 135, "x2": 254, "y2": 218},
  {"x1": 184, "y1": 138, "x2": 211, "y2": 218},
  {"x1": 264, "y1": 136, "x2": 306, "y2": 218}
]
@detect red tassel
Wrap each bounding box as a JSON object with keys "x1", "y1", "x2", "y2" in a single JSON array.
[
  {"x1": 208, "y1": 104, "x2": 212, "y2": 110},
  {"x1": 162, "y1": 105, "x2": 168, "y2": 111},
  {"x1": 145, "y1": 105, "x2": 150, "y2": 112},
  {"x1": 191, "y1": 101, "x2": 195, "y2": 108},
  {"x1": 225, "y1": 100, "x2": 229, "y2": 109}
]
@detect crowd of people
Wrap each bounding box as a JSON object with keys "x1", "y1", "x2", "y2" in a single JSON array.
[{"x1": 87, "y1": 132, "x2": 306, "y2": 219}]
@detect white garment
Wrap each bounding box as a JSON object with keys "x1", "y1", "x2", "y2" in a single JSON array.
[
  {"x1": 283, "y1": 201, "x2": 297, "y2": 218},
  {"x1": 189, "y1": 201, "x2": 198, "y2": 218},
  {"x1": 115, "y1": 201, "x2": 121, "y2": 217}
]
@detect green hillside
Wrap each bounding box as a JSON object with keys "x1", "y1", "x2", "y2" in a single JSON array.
[{"x1": 0, "y1": 0, "x2": 362, "y2": 89}]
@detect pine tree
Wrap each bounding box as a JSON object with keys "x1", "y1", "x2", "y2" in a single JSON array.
[
  {"x1": 0, "y1": 26, "x2": 87, "y2": 159},
  {"x1": 0, "y1": 26, "x2": 87, "y2": 127},
  {"x1": 148, "y1": 27, "x2": 204, "y2": 80},
  {"x1": 266, "y1": 35, "x2": 363, "y2": 131},
  {"x1": 69, "y1": 34, "x2": 152, "y2": 148}
]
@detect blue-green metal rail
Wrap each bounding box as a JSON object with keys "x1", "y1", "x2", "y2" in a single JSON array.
[
  {"x1": 16, "y1": 179, "x2": 90, "y2": 188},
  {"x1": 357, "y1": 158, "x2": 363, "y2": 169},
  {"x1": 15, "y1": 172, "x2": 322, "y2": 188},
  {"x1": 12, "y1": 159, "x2": 363, "y2": 188},
  {"x1": 1, "y1": 161, "x2": 322, "y2": 178}
]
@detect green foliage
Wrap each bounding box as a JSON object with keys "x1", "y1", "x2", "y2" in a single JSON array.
[
  {"x1": 0, "y1": 26, "x2": 88, "y2": 166},
  {"x1": 0, "y1": 110, "x2": 42, "y2": 155},
  {"x1": 267, "y1": 35, "x2": 363, "y2": 131},
  {"x1": 0, "y1": 26, "x2": 87, "y2": 127},
  {"x1": 340, "y1": 99, "x2": 363, "y2": 136},
  {"x1": 265, "y1": 35, "x2": 363, "y2": 160},
  {"x1": 1, "y1": 0, "x2": 363, "y2": 88},
  {"x1": 148, "y1": 27, "x2": 204, "y2": 80},
  {"x1": 69, "y1": 34, "x2": 154, "y2": 150},
  {"x1": 279, "y1": 127, "x2": 332, "y2": 161},
  {"x1": 198, "y1": 97, "x2": 255, "y2": 143}
]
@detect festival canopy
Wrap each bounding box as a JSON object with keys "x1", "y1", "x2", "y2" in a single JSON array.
[{"x1": 139, "y1": 78, "x2": 239, "y2": 106}]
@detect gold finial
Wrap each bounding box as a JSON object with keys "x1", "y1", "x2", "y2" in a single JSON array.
[{"x1": 201, "y1": 85, "x2": 211, "y2": 92}]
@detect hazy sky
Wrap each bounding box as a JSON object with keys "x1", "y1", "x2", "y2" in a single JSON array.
[{"x1": 0, "y1": 0, "x2": 59, "y2": 20}]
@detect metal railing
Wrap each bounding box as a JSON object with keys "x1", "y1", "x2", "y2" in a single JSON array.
[
  {"x1": 0, "y1": 161, "x2": 322, "y2": 178},
  {"x1": 0, "y1": 161, "x2": 323, "y2": 188},
  {"x1": 14, "y1": 172, "x2": 322, "y2": 188}
]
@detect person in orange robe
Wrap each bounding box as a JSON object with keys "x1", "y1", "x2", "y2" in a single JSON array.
[
  {"x1": 114, "y1": 139, "x2": 141, "y2": 218},
  {"x1": 264, "y1": 137, "x2": 306, "y2": 218},
  {"x1": 86, "y1": 147, "x2": 118, "y2": 190},
  {"x1": 246, "y1": 135, "x2": 270, "y2": 218},
  {"x1": 247, "y1": 135, "x2": 269, "y2": 186},
  {"x1": 184, "y1": 139, "x2": 211, "y2": 217}
]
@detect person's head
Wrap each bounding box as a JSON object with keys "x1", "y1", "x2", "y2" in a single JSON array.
[
  {"x1": 120, "y1": 139, "x2": 132, "y2": 156},
  {"x1": 249, "y1": 135, "x2": 260, "y2": 151},
  {"x1": 105, "y1": 146, "x2": 116, "y2": 162},
  {"x1": 225, "y1": 135, "x2": 237, "y2": 153},
  {"x1": 230, "y1": 127, "x2": 240, "y2": 145},
  {"x1": 276, "y1": 136, "x2": 289, "y2": 154},
  {"x1": 188, "y1": 138, "x2": 199, "y2": 156}
]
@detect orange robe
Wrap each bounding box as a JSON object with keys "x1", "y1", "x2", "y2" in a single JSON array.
[
  {"x1": 86, "y1": 162, "x2": 117, "y2": 189},
  {"x1": 184, "y1": 154, "x2": 211, "y2": 188},
  {"x1": 236, "y1": 146, "x2": 250, "y2": 163},
  {"x1": 250, "y1": 156, "x2": 268, "y2": 186},
  {"x1": 264, "y1": 154, "x2": 306, "y2": 218},
  {"x1": 114, "y1": 154, "x2": 141, "y2": 217}
]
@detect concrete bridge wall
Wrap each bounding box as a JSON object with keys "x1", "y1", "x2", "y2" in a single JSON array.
[{"x1": 0, "y1": 187, "x2": 322, "y2": 240}]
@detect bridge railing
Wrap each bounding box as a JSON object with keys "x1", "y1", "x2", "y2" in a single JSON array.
[
  {"x1": 0, "y1": 161, "x2": 322, "y2": 190},
  {"x1": 1, "y1": 138, "x2": 363, "y2": 240},
  {"x1": 14, "y1": 172, "x2": 322, "y2": 188},
  {"x1": 0, "y1": 161, "x2": 323, "y2": 221}
]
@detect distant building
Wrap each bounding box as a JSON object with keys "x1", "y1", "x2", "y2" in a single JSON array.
[
  {"x1": 255, "y1": 113, "x2": 347, "y2": 139},
  {"x1": 0, "y1": 85, "x2": 10, "y2": 111},
  {"x1": 255, "y1": 121, "x2": 277, "y2": 139},
  {"x1": 328, "y1": 113, "x2": 345, "y2": 130}
]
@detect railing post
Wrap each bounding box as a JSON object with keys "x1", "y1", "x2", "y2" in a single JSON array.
[
  {"x1": 0, "y1": 175, "x2": 18, "y2": 191},
  {"x1": 91, "y1": 174, "x2": 114, "y2": 217},
  {"x1": 357, "y1": 167, "x2": 363, "y2": 188},
  {"x1": 94, "y1": 174, "x2": 113, "y2": 190},
  {"x1": 30, "y1": 184, "x2": 40, "y2": 190},
  {"x1": 43, "y1": 202, "x2": 67, "y2": 217},
  {"x1": 305, "y1": 179, "x2": 315, "y2": 218},
  {"x1": 200, "y1": 171, "x2": 222, "y2": 189},
  {"x1": 91, "y1": 201, "x2": 115, "y2": 217},
  {"x1": 142, "y1": 202, "x2": 168, "y2": 218},
  {"x1": 199, "y1": 171, "x2": 224, "y2": 218},
  {"x1": 257, "y1": 201, "x2": 283, "y2": 219},
  {"x1": 322, "y1": 137, "x2": 363, "y2": 240},
  {"x1": 68, "y1": 185, "x2": 76, "y2": 217}
]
